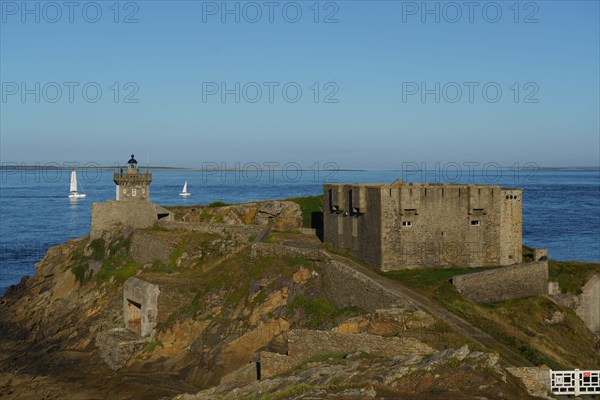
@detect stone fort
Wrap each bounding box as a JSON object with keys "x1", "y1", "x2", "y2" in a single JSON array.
[{"x1": 324, "y1": 181, "x2": 522, "y2": 270}]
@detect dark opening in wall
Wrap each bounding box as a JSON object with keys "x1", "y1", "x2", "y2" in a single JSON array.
[
  {"x1": 127, "y1": 299, "x2": 142, "y2": 335},
  {"x1": 471, "y1": 220, "x2": 480, "y2": 226},
  {"x1": 256, "y1": 361, "x2": 261, "y2": 380}
]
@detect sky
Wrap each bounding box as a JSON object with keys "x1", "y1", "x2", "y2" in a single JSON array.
[{"x1": 0, "y1": 0, "x2": 599, "y2": 169}]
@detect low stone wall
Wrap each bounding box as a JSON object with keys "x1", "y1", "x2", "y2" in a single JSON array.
[
  {"x1": 322, "y1": 260, "x2": 418, "y2": 312},
  {"x1": 287, "y1": 329, "x2": 434, "y2": 360},
  {"x1": 255, "y1": 329, "x2": 435, "y2": 380},
  {"x1": 452, "y1": 261, "x2": 548, "y2": 303},
  {"x1": 250, "y1": 243, "x2": 325, "y2": 261}
]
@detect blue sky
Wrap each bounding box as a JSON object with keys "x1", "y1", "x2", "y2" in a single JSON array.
[{"x1": 1, "y1": 0, "x2": 599, "y2": 168}]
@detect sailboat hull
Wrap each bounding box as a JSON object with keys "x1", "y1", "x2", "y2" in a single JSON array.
[
  {"x1": 69, "y1": 193, "x2": 86, "y2": 199},
  {"x1": 179, "y1": 193, "x2": 191, "y2": 197}
]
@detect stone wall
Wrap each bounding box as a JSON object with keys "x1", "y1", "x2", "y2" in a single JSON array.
[
  {"x1": 452, "y1": 261, "x2": 548, "y2": 303},
  {"x1": 322, "y1": 259, "x2": 418, "y2": 312},
  {"x1": 129, "y1": 231, "x2": 174, "y2": 265},
  {"x1": 256, "y1": 329, "x2": 435, "y2": 380},
  {"x1": 323, "y1": 182, "x2": 522, "y2": 271},
  {"x1": 91, "y1": 201, "x2": 159, "y2": 238},
  {"x1": 576, "y1": 275, "x2": 600, "y2": 334},
  {"x1": 323, "y1": 185, "x2": 383, "y2": 268},
  {"x1": 250, "y1": 243, "x2": 325, "y2": 261},
  {"x1": 287, "y1": 329, "x2": 435, "y2": 360}
]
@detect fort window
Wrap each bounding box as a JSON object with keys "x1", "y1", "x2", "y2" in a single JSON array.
[
  {"x1": 471, "y1": 220, "x2": 480, "y2": 226},
  {"x1": 402, "y1": 221, "x2": 413, "y2": 227},
  {"x1": 132, "y1": 189, "x2": 137, "y2": 197},
  {"x1": 123, "y1": 188, "x2": 127, "y2": 194}
]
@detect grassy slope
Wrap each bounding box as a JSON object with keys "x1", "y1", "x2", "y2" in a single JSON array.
[{"x1": 385, "y1": 261, "x2": 600, "y2": 370}]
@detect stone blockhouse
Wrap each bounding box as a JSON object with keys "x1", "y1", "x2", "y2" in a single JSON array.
[
  {"x1": 123, "y1": 277, "x2": 160, "y2": 338},
  {"x1": 323, "y1": 181, "x2": 522, "y2": 270}
]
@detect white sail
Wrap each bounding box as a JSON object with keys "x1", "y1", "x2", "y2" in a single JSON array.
[
  {"x1": 68, "y1": 170, "x2": 86, "y2": 198},
  {"x1": 179, "y1": 180, "x2": 190, "y2": 196},
  {"x1": 70, "y1": 171, "x2": 78, "y2": 192}
]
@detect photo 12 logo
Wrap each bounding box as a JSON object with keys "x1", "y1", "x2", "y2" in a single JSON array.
[
  {"x1": 0, "y1": 162, "x2": 104, "y2": 184},
  {"x1": 202, "y1": 82, "x2": 340, "y2": 104},
  {"x1": 1, "y1": 82, "x2": 140, "y2": 104},
  {"x1": 200, "y1": 1, "x2": 339, "y2": 23},
  {"x1": 400, "y1": 1, "x2": 539, "y2": 23},
  {"x1": 1, "y1": 1, "x2": 140, "y2": 24},
  {"x1": 401, "y1": 82, "x2": 540, "y2": 104},
  {"x1": 199, "y1": 162, "x2": 339, "y2": 183}
]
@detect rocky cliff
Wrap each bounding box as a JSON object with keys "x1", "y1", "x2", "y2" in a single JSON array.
[{"x1": 1, "y1": 199, "x2": 598, "y2": 400}]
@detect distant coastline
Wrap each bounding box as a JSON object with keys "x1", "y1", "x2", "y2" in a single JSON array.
[{"x1": 1, "y1": 165, "x2": 599, "y2": 171}]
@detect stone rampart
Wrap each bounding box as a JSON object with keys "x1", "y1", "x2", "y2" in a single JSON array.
[
  {"x1": 452, "y1": 261, "x2": 548, "y2": 303},
  {"x1": 91, "y1": 201, "x2": 159, "y2": 238},
  {"x1": 322, "y1": 259, "x2": 418, "y2": 311},
  {"x1": 287, "y1": 329, "x2": 434, "y2": 360}
]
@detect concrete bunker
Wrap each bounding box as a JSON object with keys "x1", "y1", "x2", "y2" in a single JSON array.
[{"x1": 123, "y1": 277, "x2": 160, "y2": 338}]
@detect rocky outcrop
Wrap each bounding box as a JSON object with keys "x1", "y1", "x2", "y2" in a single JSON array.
[
  {"x1": 95, "y1": 328, "x2": 149, "y2": 371},
  {"x1": 506, "y1": 366, "x2": 552, "y2": 399},
  {"x1": 178, "y1": 344, "x2": 536, "y2": 400},
  {"x1": 180, "y1": 201, "x2": 302, "y2": 232}
]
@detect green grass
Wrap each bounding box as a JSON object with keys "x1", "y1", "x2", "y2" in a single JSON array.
[
  {"x1": 288, "y1": 295, "x2": 335, "y2": 328},
  {"x1": 287, "y1": 195, "x2": 323, "y2": 228},
  {"x1": 95, "y1": 259, "x2": 140, "y2": 286},
  {"x1": 207, "y1": 201, "x2": 229, "y2": 207},
  {"x1": 89, "y1": 238, "x2": 105, "y2": 260},
  {"x1": 143, "y1": 340, "x2": 164, "y2": 353},
  {"x1": 548, "y1": 260, "x2": 600, "y2": 294},
  {"x1": 385, "y1": 265, "x2": 599, "y2": 369}
]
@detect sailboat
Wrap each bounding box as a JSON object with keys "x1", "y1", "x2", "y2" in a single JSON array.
[
  {"x1": 179, "y1": 180, "x2": 190, "y2": 197},
  {"x1": 68, "y1": 170, "x2": 86, "y2": 199}
]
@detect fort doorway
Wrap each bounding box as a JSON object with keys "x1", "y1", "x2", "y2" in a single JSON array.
[{"x1": 126, "y1": 299, "x2": 142, "y2": 335}]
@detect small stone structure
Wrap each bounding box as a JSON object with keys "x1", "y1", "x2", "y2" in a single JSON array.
[
  {"x1": 90, "y1": 201, "x2": 173, "y2": 238},
  {"x1": 324, "y1": 181, "x2": 522, "y2": 270},
  {"x1": 452, "y1": 261, "x2": 548, "y2": 303},
  {"x1": 576, "y1": 275, "x2": 600, "y2": 334},
  {"x1": 532, "y1": 248, "x2": 548, "y2": 261},
  {"x1": 123, "y1": 277, "x2": 160, "y2": 338}
]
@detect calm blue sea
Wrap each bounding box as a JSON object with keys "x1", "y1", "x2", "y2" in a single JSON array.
[{"x1": 1, "y1": 167, "x2": 599, "y2": 294}]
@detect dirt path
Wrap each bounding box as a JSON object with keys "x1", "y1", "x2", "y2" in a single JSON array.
[{"x1": 325, "y1": 252, "x2": 533, "y2": 367}]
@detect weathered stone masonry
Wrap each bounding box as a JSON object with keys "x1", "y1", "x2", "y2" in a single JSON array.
[
  {"x1": 452, "y1": 261, "x2": 549, "y2": 303},
  {"x1": 324, "y1": 182, "x2": 522, "y2": 270}
]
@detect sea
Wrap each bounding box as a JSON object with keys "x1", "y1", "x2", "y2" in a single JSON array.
[{"x1": 1, "y1": 167, "x2": 599, "y2": 295}]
